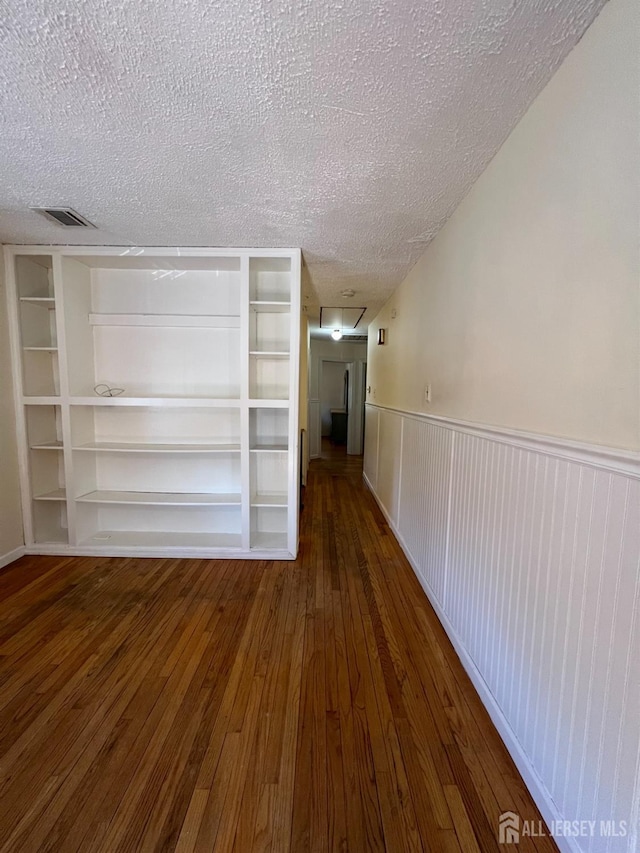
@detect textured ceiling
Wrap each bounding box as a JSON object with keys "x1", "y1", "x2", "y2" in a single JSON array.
[{"x1": 0, "y1": 0, "x2": 606, "y2": 331}]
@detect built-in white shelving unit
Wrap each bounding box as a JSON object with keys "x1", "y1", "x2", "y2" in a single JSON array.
[{"x1": 5, "y1": 246, "x2": 301, "y2": 559}]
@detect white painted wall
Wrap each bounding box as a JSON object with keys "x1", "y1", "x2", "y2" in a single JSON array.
[
  {"x1": 365, "y1": 1, "x2": 640, "y2": 850},
  {"x1": 367, "y1": 0, "x2": 639, "y2": 453},
  {"x1": 309, "y1": 339, "x2": 367, "y2": 399},
  {"x1": 0, "y1": 258, "x2": 24, "y2": 565},
  {"x1": 320, "y1": 361, "x2": 347, "y2": 436}
]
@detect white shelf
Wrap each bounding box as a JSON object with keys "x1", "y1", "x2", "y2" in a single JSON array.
[
  {"x1": 69, "y1": 396, "x2": 241, "y2": 407},
  {"x1": 250, "y1": 444, "x2": 288, "y2": 452},
  {"x1": 249, "y1": 351, "x2": 289, "y2": 358},
  {"x1": 248, "y1": 399, "x2": 289, "y2": 408},
  {"x1": 23, "y1": 346, "x2": 58, "y2": 352},
  {"x1": 76, "y1": 490, "x2": 241, "y2": 506},
  {"x1": 89, "y1": 313, "x2": 240, "y2": 328},
  {"x1": 250, "y1": 301, "x2": 290, "y2": 313},
  {"x1": 22, "y1": 397, "x2": 61, "y2": 405},
  {"x1": 251, "y1": 531, "x2": 288, "y2": 550},
  {"x1": 20, "y1": 297, "x2": 56, "y2": 309},
  {"x1": 78, "y1": 530, "x2": 243, "y2": 549},
  {"x1": 31, "y1": 441, "x2": 63, "y2": 450},
  {"x1": 33, "y1": 489, "x2": 67, "y2": 501},
  {"x1": 73, "y1": 441, "x2": 241, "y2": 453},
  {"x1": 251, "y1": 493, "x2": 288, "y2": 507}
]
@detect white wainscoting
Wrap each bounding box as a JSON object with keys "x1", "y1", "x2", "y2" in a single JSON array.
[
  {"x1": 364, "y1": 403, "x2": 640, "y2": 853},
  {"x1": 363, "y1": 404, "x2": 380, "y2": 489}
]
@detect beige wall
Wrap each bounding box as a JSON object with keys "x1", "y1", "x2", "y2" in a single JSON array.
[
  {"x1": 368, "y1": 0, "x2": 640, "y2": 451},
  {"x1": 299, "y1": 312, "x2": 310, "y2": 483},
  {"x1": 0, "y1": 256, "x2": 24, "y2": 558},
  {"x1": 309, "y1": 338, "x2": 367, "y2": 399}
]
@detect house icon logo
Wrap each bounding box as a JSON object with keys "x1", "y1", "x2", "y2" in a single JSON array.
[{"x1": 499, "y1": 811, "x2": 520, "y2": 844}]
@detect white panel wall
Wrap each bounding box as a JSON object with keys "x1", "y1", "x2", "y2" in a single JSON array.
[
  {"x1": 398, "y1": 416, "x2": 452, "y2": 605},
  {"x1": 365, "y1": 404, "x2": 640, "y2": 853},
  {"x1": 363, "y1": 404, "x2": 379, "y2": 491},
  {"x1": 376, "y1": 409, "x2": 402, "y2": 526}
]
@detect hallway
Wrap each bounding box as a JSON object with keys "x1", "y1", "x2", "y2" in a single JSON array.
[{"x1": 0, "y1": 454, "x2": 556, "y2": 852}]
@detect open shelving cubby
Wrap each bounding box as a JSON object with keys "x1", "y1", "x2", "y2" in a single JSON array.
[
  {"x1": 62, "y1": 254, "x2": 242, "y2": 400},
  {"x1": 15, "y1": 255, "x2": 60, "y2": 398},
  {"x1": 70, "y1": 402, "x2": 243, "y2": 550},
  {"x1": 249, "y1": 407, "x2": 290, "y2": 549},
  {"x1": 24, "y1": 405, "x2": 68, "y2": 544},
  {"x1": 249, "y1": 257, "x2": 291, "y2": 402},
  {"x1": 250, "y1": 450, "x2": 288, "y2": 550},
  {"x1": 14, "y1": 253, "x2": 66, "y2": 547},
  {"x1": 249, "y1": 256, "x2": 291, "y2": 304},
  {"x1": 249, "y1": 407, "x2": 289, "y2": 451},
  {"x1": 6, "y1": 246, "x2": 301, "y2": 559}
]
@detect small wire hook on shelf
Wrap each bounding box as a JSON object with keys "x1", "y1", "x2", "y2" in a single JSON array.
[{"x1": 94, "y1": 384, "x2": 125, "y2": 397}]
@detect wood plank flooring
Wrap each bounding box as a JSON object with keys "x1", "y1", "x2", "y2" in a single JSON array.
[{"x1": 0, "y1": 447, "x2": 557, "y2": 852}]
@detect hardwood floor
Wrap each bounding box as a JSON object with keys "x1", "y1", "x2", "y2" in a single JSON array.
[{"x1": 0, "y1": 448, "x2": 557, "y2": 852}]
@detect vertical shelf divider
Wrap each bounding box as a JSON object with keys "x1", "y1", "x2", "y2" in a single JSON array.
[
  {"x1": 287, "y1": 250, "x2": 302, "y2": 556},
  {"x1": 52, "y1": 253, "x2": 75, "y2": 545},
  {"x1": 240, "y1": 255, "x2": 251, "y2": 551}
]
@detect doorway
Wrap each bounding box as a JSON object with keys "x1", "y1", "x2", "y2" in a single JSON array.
[
  {"x1": 318, "y1": 359, "x2": 365, "y2": 456},
  {"x1": 320, "y1": 360, "x2": 349, "y2": 445}
]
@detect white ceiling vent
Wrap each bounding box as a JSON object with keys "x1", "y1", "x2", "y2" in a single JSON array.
[{"x1": 33, "y1": 207, "x2": 96, "y2": 228}]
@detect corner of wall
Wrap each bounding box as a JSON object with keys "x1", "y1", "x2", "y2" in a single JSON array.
[{"x1": 299, "y1": 312, "x2": 310, "y2": 483}]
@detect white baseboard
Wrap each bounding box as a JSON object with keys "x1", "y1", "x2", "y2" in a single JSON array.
[
  {"x1": 362, "y1": 471, "x2": 580, "y2": 853},
  {"x1": 22, "y1": 545, "x2": 295, "y2": 560},
  {"x1": 0, "y1": 545, "x2": 26, "y2": 571}
]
